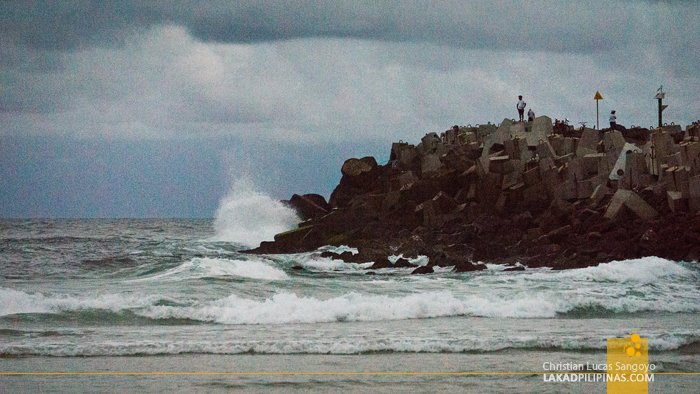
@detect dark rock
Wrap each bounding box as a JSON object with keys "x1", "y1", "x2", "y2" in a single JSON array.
[
  {"x1": 411, "y1": 265, "x2": 435, "y2": 275},
  {"x1": 452, "y1": 260, "x2": 488, "y2": 272},
  {"x1": 291, "y1": 265, "x2": 304, "y2": 270}
]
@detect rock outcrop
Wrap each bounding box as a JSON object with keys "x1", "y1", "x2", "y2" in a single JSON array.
[{"x1": 244, "y1": 119, "x2": 700, "y2": 272}]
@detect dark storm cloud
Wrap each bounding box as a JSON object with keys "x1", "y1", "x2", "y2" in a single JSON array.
[{"x1": 5, "y1": 0, "x2": 695, "y2": 53}]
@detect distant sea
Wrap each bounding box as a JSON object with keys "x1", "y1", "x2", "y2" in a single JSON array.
[{"x1": 2, "y1": 186, "x2": 700, "y2": 393}]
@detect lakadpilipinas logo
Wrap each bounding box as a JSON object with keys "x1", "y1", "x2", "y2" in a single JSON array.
[{"x1": 607, "y1": 331, "x2": 654, "y2": 394}]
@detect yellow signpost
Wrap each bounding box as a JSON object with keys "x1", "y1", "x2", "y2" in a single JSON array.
[{"x1": 594, "y1": 91, "x2": 603, "y2": 130}]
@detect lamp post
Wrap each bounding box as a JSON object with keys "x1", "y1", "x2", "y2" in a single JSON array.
[{"x1": 655, "y1": 86, "x2": 667, "y2": 128}]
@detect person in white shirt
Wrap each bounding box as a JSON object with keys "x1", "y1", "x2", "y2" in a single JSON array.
[
  {"x1": 609, "y1": 110, "x2": 617, "y2": 131},
  {"x1": 527, "y1": 108, "x2": 535, "y2": 122},
  {"x1": 517, "y1": 96, "x2": 526, "y2": 122}
]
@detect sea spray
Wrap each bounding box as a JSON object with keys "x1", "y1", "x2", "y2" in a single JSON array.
[{"x1": 212, "y1": 179, "x2": 300, "y2": 247}]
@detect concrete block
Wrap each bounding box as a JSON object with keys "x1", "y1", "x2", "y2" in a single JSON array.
[
  {"x1": 537, "y1": 141, "x2": 558, "y2": 160},
  {"x1": 398, "y1": 145, "x2": 417, "y2": 167},
  {"x1": 590, "y1": 183, "x2": 610, "y2": 205},
  {"x1": 502, "y1": 170, "x2": 520, "y2": 190},
  {"x1": 577, "y1": 176, "x2": 601, "y2": 199},
  {"x1": 577, "y1": 128, "x2": 600, "y2": 158},
  {"x1": 510, "y1": 122, "x2": 526, "y2": 140},
  {"x1": 542, "y1": 166, "x2": 563, "y2": 193},
  {"x1": 421, "y1": 153, "x2": 443, "y2": 177},
  {"x1": 489, "y1": 156, "x2": 513, "y2": 174},
  {"x1": 604, "y1": 130, "x2": 626, "y2": 156},
  {"x1": 652, "y1": 132, "x2": 676, "y2": 168},
  {"x1": 432, "y1": 191, "x2": 458, "y2": 214},
  {"x1": 652, "y1": 182, "x2": 666, "y2": 197},
  {"x1": 665, "y1": 166, "x2": 679, "y2": 191},
  {"x1": 504, "y1": 137, "x2": 529, "y2": 162},
  {"x1": 689, "y1": 175, "x2": 700, "y2": 213},
  {"x1": 582, "y1": 153, "x2": 606, "y2": 176},
  {"x1": 624, "y1": 190, "x2": 658, "y2": 220},
  {"x1": 477, "y1": 123, "x2": 498, "y2": 138},
  {"x1": 488, "y1": 118, "x2": 513, "y2": 146},
  {"x1": 527, "y1": 116, "x2": 554, "y2": 147},
  {"x1": 399, "y1": 171, "x2": 419, "y2": 189},
  {"x1": 680, "y1": 141, "x2": 700, "y2": 175},
  {"x1": 460, "y1": 131, "x2": 477, "y2": 144},
  {"x1": 667, "y1": 191, "x2": 688, "y2": 213},
  {"x1": 568, "y1": 158, "x2": 586, "y2": 182},
  {"x1": 554, "y1": 153, "x2": 573, "y2": 169},
  {"x1": 604, "y1": 190, "x2": 629, "y2": 220},
  {"x1": 523, "y1": 182, "x2": 547, "y2": 204},
  {"x1": 605, "y1": 189, "x2": 659, "y2": 220},
  {"x1": 610, "y1": 143, "x2": 643, "y2": 181},
  {"x1": 661, "y1": 124, "x2": 683, "y2": 137},
  {"x1": 549, "y1": 134, "x2": 565, "y2": 157},
  {"x1": 563, "y1": 137, "x2": 577, "y2": 156},
  {"x1": 625, "y1": 152, "x2": 649, "y2": 188},
  {"x1": 421, "y1": 132, "x2": 441, "y2": 153},
  {"x1": 524, "y1": 167, "x2": 540, "y2": 187},
  {"x1": 391, "y1": 142, "x2": 409, "y2": 160},
  {"x1": 554, "y1": 180, "x2": 578, "y2": 200},
  {"x1": 436, "y1": 142, "x2": 449, "y2": 157},
  {"x1": 444, "y1": 128, "x2": 458, "y2": 144}
]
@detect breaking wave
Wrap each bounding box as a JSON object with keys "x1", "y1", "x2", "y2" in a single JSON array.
[
  {"x1": 211, "y1": 179, "x2": 300, "y2": 247},
  {"x1": 127, "y1": 257, "x2": 289, "y2": 282}
]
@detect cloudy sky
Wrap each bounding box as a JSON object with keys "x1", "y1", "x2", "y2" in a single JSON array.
[{"x1": 1, "y1": 0, "x2": 698, "y2": 217}]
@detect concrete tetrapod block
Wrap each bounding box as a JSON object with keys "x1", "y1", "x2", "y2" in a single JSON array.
[
  {"x1": 399, "y1": 171, "x2": 419, "y2": 189},
  {"x1": 522, "y1": 116, "x2": 554, "y2": 147},
  {"x1": 421, "y1": 132, "x2": 441, "y2": 153},
  {"x1": 604, "y1": 130, "x2": 626, "y2": 156},
  {"x1": 609, "y1": 143, "x2": 643, "y2": 181},
  {"x1": 577, "y1": 128, "x2": 600, "y2": 158},
  {"x1": 604, "y1": 189, "x2": 659, "y2": 220},
  {"x1": 667, "y1": 191, "x2": 688, "y2": 213},
  {"x1": 689, "y1": 175, "x2": 700, "y2": 213},
  {"x1": 680, "y1": 141, "x2": 700, "y2": 175},
  {"x1": 590, "y1": 183, "x2": 611, "y2": 206},
  {"x1": 421, "y1": 153, "x2": 443, "y2": 178},
  {"x1": 398, "y1": 146, "x2": 417, "y2": 167},
  {"x1": 489, "y1": 156, "x2": 512, "y2": 174},
  {"x1": 623, "y1": 190, "x2": 659, "y2": 220}
]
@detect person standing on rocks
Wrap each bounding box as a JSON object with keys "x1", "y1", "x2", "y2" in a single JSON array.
[
  {"x1": 609, "y1": 110, "x2": 617, "y2": 131},
  {"x1": 527, "y1": 108, "x2": 535, "y2": 123},
  {"x1": 517, "y1": 95, "x2": 526, "y2": 122}
]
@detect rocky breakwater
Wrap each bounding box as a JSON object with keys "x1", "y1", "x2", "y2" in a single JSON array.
[{"x1": 243, "y1": 117, "x2": 700, "y2": 274}]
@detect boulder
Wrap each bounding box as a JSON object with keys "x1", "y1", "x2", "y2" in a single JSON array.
[
  {"x1": 411, "y1": 265, "x2": 435, "y2": 275},
  {"x1": 284, "y1": 194, "x2": 331, "y2": 220}
]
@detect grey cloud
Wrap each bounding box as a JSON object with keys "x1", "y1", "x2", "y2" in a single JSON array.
[{"x1": 3, "y1": 0, "x2": 696, "y2": 54}]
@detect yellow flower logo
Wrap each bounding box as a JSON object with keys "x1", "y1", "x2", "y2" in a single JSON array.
[{"x1": 624, "y1": 331, "x2": 642, "y2": 357}]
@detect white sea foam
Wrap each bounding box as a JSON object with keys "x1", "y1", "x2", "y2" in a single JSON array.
[
  {"x1": 211, "y1": 179, "x2": 300, "y2": 247},
  {"x1": 141, "y1": 291, "x2": 469, "y2": 324},
  {"x1": 129, "y1": 257, "x2": 289, "y2": 282},
  {"x1": 0, "y1": 287, "x2": 161, "y2": 317},
  {"x1": 552, "y1": 256, "x2": 695, "y2": 283},
  {"x1": 3, "y1": 330, "x2": 699, "y2": 356},
  {"x1": 2, "y1": 258, "x2": 698, "y2": 323}
]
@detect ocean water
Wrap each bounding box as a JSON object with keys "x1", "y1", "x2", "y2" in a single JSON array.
[{"x1": 2, "y1": 190, "x2": 700, "y2": 393}]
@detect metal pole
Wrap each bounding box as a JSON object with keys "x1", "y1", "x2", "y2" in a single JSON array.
[
  {"x1": 596, "y1": 100, "x2": 599, "y2": 130},
  {"x1": 658, "y1": 98, "x2": 663, "y2": 128}
]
